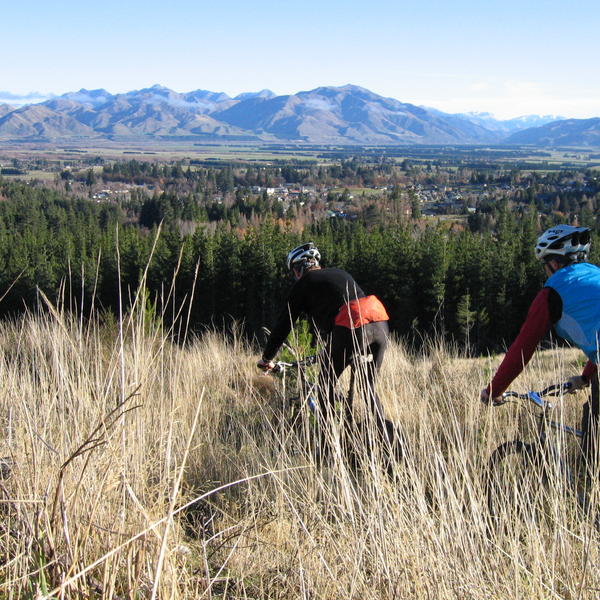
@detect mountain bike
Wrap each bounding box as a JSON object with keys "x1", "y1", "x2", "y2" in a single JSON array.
[
  {"x1": 270, "y1": 353, "x2": 403, "y2": 472},
  {"x1": 485, "y1": 382, "x2": 598, "y2": 530}
]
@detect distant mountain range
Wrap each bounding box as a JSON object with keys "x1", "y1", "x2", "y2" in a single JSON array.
[
  {"x1": 504, "y1": 118, "x2": 600, "y2": 146},
  {"x1": 0, "y1": 84, "x2": 598, "y2": 147}
]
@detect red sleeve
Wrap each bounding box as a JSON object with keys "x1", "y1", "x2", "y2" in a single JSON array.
[
  {"x1": 582, "y1": 361, "x2": 598, "y2": 383},
  {"x1": 487, "y1": 288, "x2": 553, "y2": 397}
]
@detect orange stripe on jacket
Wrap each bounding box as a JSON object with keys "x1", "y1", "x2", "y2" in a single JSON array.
[{"x1": 334, "y1": 295, "x2": 389, "y2": 329}]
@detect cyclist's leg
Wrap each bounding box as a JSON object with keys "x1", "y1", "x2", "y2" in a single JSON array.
[
  {"x1": 353, "y1": 321, "x2": 403, "y2": 462},
  {"x1": 360, "y1": 320, "x2": 389, "y2": 423},
  {"x1": 317, "y1": 327, "x2": 352, "y2": 419},
  {"x1": 314, "y1": 329, "x2": 355, "y2": 461}
]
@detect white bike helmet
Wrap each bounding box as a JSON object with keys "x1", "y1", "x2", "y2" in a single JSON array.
[
  {"x1": 286, "y1": 242, "x2": 321, "y2": 272},
  {"x1": 534, "y1": 225, "x2": 591, "y2": 262}
]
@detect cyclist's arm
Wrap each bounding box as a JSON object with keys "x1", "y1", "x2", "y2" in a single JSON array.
[{"x1": 487, "y1": 288, "x2": 554, "y2": 397}]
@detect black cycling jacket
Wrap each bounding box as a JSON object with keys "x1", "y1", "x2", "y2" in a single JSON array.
[{"x1": 262, "y1": 268, "x2": 365, "y2": 360}]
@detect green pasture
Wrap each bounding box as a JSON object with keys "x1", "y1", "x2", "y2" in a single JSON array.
[
  {"x1": 0, "y1": 169, "x2": 56, "y2": 182},
  {"x1": 0, "y1": 143, "x2": 323, "y2": 164}
]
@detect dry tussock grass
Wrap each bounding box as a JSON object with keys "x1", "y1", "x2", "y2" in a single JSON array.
[{"x1": 0, "y1": 304, "x2": 597, "y2": 599}]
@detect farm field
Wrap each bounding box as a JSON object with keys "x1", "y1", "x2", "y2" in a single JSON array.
[{"x1": 1, "y1": 142, "x2": 599, "y2": 167}]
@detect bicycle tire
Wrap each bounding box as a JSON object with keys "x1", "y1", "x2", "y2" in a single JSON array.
[
  {"x1": 276, "y1": 393, "x2": 324, "y2": 463},
  {"x1": 486, "y1": 440, "x2": 545, "y2": 525},
  {"x1": 570, "y1": 465, "x2": 600, "y2": 532}
]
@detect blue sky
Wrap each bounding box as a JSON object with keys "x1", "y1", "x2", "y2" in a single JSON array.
[{"x1": 1, "y1": 0, "x2": 598, "y2": 119}]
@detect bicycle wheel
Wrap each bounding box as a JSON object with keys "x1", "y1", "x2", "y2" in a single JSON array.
[
  {"x1": 486, "y1": 440, "x2": 546, "y2": 526},
  {"x1": 571, "y1": 464, "x2": 600, "y2": 532},
  {"x1": 280, "y1": 392, "x2": 325, "y2": 465}
]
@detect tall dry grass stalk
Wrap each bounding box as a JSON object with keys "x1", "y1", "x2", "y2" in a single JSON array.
[{"x1": 0, "y1": 299, "x2": 597, "y2": 598}]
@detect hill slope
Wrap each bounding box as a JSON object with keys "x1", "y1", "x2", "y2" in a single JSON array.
[
  {"x1": 0, "y1": 104, "x2": 96, "y2": 139},
  {"x1": 213, "y1": 85, "x2": 498, "y2": 144},
  {"x1": 0, "y1": 304, "x2": 594, "y2": 597},
  {"x1": 505, "y1": 117, "x2": 600, "y2": 146}
]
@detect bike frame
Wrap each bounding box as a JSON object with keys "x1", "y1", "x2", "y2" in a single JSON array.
[
  {"x1": 503, "y1": 388, "x2": 583, "y2": 445},
  {"x1": 273, "y1": 352, "x2": 374, "y2": 415},
  {"x1": 273, "y1": 355, "x2": 319, "y2": 414}
]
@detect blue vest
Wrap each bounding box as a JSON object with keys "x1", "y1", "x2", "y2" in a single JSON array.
[{"x1": 545, "y1": 262, "x2": 600, "y2": 364}]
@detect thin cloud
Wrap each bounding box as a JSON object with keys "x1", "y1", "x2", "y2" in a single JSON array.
[
  {"x1": 0, "y1": 91, "x2": 55, "y2": 106},
  {"x1": 421, "y1": 77, "x2": 600, "y2": 119}
]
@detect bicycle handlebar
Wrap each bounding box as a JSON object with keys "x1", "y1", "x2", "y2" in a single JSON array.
[
  {"x1": 496, "y1": 381, "x2": 572, "y2": 407},
  {"x1": 271, "y1": 354, "x2": 318, "y2": 374}
]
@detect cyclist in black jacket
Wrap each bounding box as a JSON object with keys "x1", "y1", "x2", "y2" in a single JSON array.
[{"x1": 257, "y1": 242, "x2": 393, "y2": 441}]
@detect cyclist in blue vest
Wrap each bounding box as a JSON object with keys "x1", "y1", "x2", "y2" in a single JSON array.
[{"x1": 481, "y1": 225, "x2": 600, "y2": 472}]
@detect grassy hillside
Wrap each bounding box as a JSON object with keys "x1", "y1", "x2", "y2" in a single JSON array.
[{"x1": 0, "y1": 300, "x2": 597, "y2": 598}]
